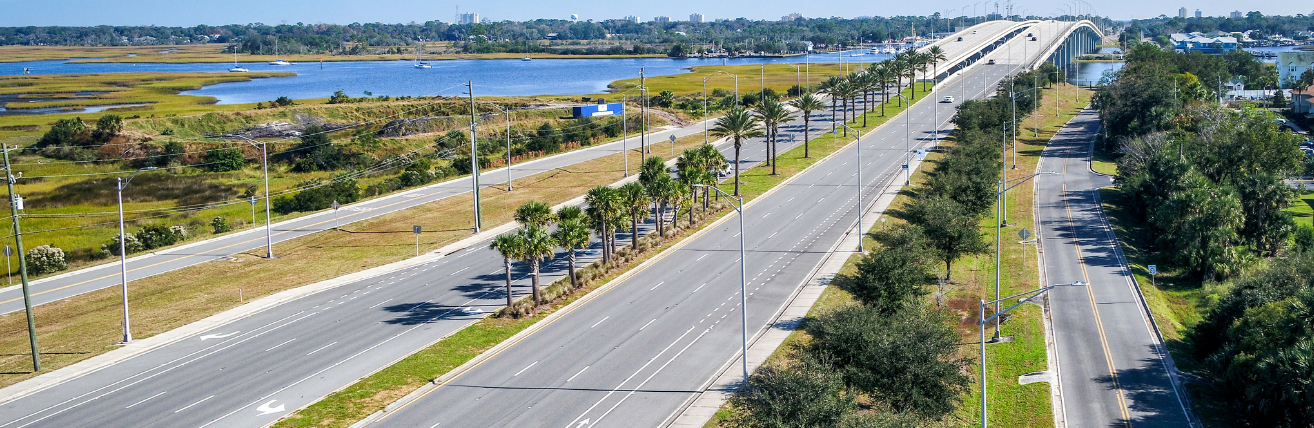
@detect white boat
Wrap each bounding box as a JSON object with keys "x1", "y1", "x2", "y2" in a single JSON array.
[
  {"x1": 229, "y1": 48, "x2": 248, "y2": 72},
  {"x1": 268, "y1": 39, "x2": 289, "y2": 65},
  {"x1": 521, "y1": 56, "x2": 531, "y2": 61},
  {"x1": 414, "y1": 43, "x2": 432, "y2": 68}
]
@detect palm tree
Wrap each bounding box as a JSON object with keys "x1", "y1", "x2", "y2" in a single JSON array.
[
  {"x1": 489, "y1": 233, "x2": 524, "y2": 309},
  {"x1": 928, "y1": 46, "x2": 947, "y2": 90},
  {"x1": 638, "y1": 155, "x2": 667, "y2": 225},
  {"x1": 677, "y1": 149, "x2": 713, "y2": 222},
  {"x1": 518, "y1": 224, "x2": 555, "y2": 308},
  {"x1": 902, "y1": 53, "x2": 920, "y2": 100},
  {"x1": 695, "y1": 143, "x2": 727, "y2": 207},
  {"x1": 790, "y1": 93, "x2": 825, "y2": 158},
  {"x1": 818, "y1": 75, "x2": 844, "y2": 134},
  {"x1": 709, "y1": 107, "x2": 764, "y2": 196},
  {"x1": 584, "y1": 185, "x2": 621, "y2": 264},
  {"x1": 514, "y1": 200, "x2": 553, "y2": 228},
  {"x1": 556, "y1": 205, "x2": 585, "y2": 223},
  {"x1": 618, "y1": 181, "x2": 647, "y2": 249},
  {"x1": 833, "y1": 80, "x2": 857, "y2": 136},
  {"x1": 551, "y1": 217, "x2": 590, "y2": 290},
  {"x1": 871, "y1": 64, "x2": 894, "y2": 117},
  {"x1": 915, "y1": 51, "x2": 934, "y2": 93},
  {"x1": 651, "y1": 175, "x2": 685, "y2": 231},
  {"x1": 754, "y1": 96, "x2": 794, "y2": 175}
]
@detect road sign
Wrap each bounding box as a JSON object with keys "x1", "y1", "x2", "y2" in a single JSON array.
[
  {"x1": 413, "y1": 225, "x2": 422, "y2": 234},
  {"x1": 901, "y1": 164, "x2": 909, "y2": 170},
  {"x1": 669, "y1": 135, "x2": 676, "y2": 143},
  {"x1": 1148, "y1": 265, "x2": 1157, "y2": 275},
  {"x1": 249, "y1": 196, "x2": 257, "y2": 206},
  {"x1": 331, "y1": 200, "x2": 340, "y2": 211},
  {"x1": 1018, "y1": 228, "x2": 1032, "y2": 241},
  {"x1": 2, "y1": 245, "x2": 10, "y2": 257}
]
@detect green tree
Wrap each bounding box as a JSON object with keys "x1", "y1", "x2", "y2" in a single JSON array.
[
  {"x1": 489, "y1": 233, "x2": 525, "y2": 309},
  {"x1": 552, "y1": 215, "x2": 590, "y2": 289},
  {"x1": 93, "y1": 114, "x2": 123, "y2": 141},
  {"x1": 514, "y1": 200, "x2": 554, "y2": 228},
  {"x1": 727, "y1": 358, "x2": 856, "y2": 428},
  {"x1": 805, "y1": 304, "x2": 970, "y2": 419},
  {"x1": 903, "y1": 196, "x2": 988, "y2": 281},
  {"x1": 789, "y1": 93, "x2": 826, "y2": 158},
  {"x1": 584, "y1": 185, "x2": 622, "y2": 264},
  {"x1": 843, "y1": 225, "x2": 933, "y2": 315},
  {"x1": 518, "y1": 224, "x2": 555, "y2": 308},
  {"x1": 618, "y1": 182, "x2": 648, "y2": 250},
  {"x1": 1236, "y1": 173, "x2": 1294, "y2": 255},
  {"x1": 203, "y1": 147, "x2": 246, "y2": 172},
  {"x1": 35, "y1": 117, "x2": 86, "y2": 149},
  {"x1": 710, "y1": 107, "x2": 764, "y2": 196},
  {"x1": 754, "y1": 96, "x2": 794, "y2": 175},
  {"x1": 1153, "y1": 170, "x2": 1244, "y2": 279}
]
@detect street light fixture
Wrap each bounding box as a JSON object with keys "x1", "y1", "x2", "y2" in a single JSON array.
[
  {"x1": 991, "y1": 172, "x2": 1057, "y2": 340},
  {"x1": 980, "y1": 282, "x2": 1067, "y2": 427},
  {"x1": 231, "y1": 135, "x2": 275, "y2": 259},
  {"x1": 115, "y1": 166, "x2": 157, "y2": 344},
  {"x1": 693, "y1": 184, "x2": 749, "y2": 384},
  {"x1": 835, "y1": 124, "x2": 865, "y2": 253}
]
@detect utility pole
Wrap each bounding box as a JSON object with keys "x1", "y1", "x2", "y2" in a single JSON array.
[
  {"x1": 2, "y1": 147, "x2": 38, "y2": 372},
  {"x1": 640, "y1": 68, "x2": 647, "y2": 162},
  {"x1": 467, "y1": 81, "x2": 481, "y2": 233}
]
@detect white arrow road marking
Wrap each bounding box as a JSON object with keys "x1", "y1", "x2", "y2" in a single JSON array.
[
  {"x1": 575, "y1": 419, "x2": 591, "y2": 427},
  {"x1": 256, "y1": 400, "x2": 285, "y2": 416},
  {"x1": 199, "y1": 332, "x2": 239, "y2": 340}
]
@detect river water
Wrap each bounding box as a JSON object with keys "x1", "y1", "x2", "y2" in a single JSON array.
[{"x1": 2, "y1": 50, "x2": 891, "y2": 105}]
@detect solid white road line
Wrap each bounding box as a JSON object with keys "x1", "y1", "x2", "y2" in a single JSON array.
[
  {"x1": 174, "y1": 395, "x2": 214, "y2": 413},
  {"x1": 306, "y1": 342, "x2": 337, "y2": 356},
  {"x1": 264, "y1": 338, "x2": 296, "y2": 352},
  {"x1": 591, "y1": 317, "x2": 610, "y2": 328},
  {"x1": 514, "y1": 361, "x2": 538, "y2": 377},
  {"x1": 567, "y1": 366, "x2": 590, "y2": 382},
  {"x1": 124, "y1": 391, "x2": 166, "y2": 409}
]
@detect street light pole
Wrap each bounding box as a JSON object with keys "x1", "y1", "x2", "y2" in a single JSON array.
[
  {"x1": 696, "y1": 184, "x2": 749, "y2": 384},
  {"x1": 992, "y1": 172, "x2": 1057, "y2": 340},
  {"x1": 837, "y1": 125, "x2": 864, "y2": 253},
  {"x1": 2, "y1": 146, "x2": 39, "y2": 371},
  {"x1": 116, "y1": 166, "x2": 156, "y2": 344},
  {"x1": 467, "y1": 81, "x2": 482, "y2": 233},
  {"x1": 232, "y1": 135, "x2": 274, "y2": 259},
  {"x1": 980, "y1": 283, "x2": 1061, "y2": 427},
  {"x1": 893, "y1": 93, "x2": 913, "y2": 185}
]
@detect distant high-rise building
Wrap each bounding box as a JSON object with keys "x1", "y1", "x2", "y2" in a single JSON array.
[
  {"x1": 623, "y1": 15, "x2": 641, "y2": 23},
  {"x1": 653, "y1": 16, "x2": 671, "y2": 23},
  {"x1": 689, "y1": 13, "x2": 704, "y2": 23},
  {"x1": 1230, "y1": 10, "x2": 1243, "y2": 19},
  {"x1": 1195, "y1": 9, "x2": 1202, "y2": 18},
  {"x1": 1178, "y1": 7, "x2": 1187, "y2": 18},
  {"x1": 458, "y1": 12, "x2": 479, "y2": 24},
  {"x1": 782, "y1": 12, "x2": 803, "y2": 22}
]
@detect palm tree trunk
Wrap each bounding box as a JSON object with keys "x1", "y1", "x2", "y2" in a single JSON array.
[
  {"x1": 630, "y1": 209, "x2": 639, "y2": 249},
  {"x1": 771, "y1": 127, "x2": 778, "y2": 176},
  {"x1": 567, "y1": 250, "x2": 578, "y2": 289},
  {"x1": 600, "y1": 219, "x2": 610, "y2": 264},
  {"x1": 530, "y1": 261, "x2": 541, "y2": 307},
  {"x1": 803, "y1": 115, "x2": 811, "y2": 158},
  {"x1": 830, "y1": 99, "x2": 836, "y2": 134},
  {"x1": 881, "y1": 86, "x2": 888, "y2": 116},
  {"x1": 503, "y1": 258, "x2": 513, "y2": 309},
  {"x1": 657, "y1": 201, "x2": 666, "y2": 236},
  {"x1": 733, "y1": 142, "x2": 742, "y2": 196},
  {"x1": 862, "y1": 91, "x2": 869, "y2": 127}
]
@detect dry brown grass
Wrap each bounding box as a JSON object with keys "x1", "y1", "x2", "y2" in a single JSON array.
[{"x1": 0, "y1": 132, "x2": 711, "y2": 385}]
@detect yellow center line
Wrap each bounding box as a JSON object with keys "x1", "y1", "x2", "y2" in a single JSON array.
[
  {"x1": 1063, "y1": 183, "x2": 1132, "y2": 426},
  {"x1": 1, "y1": 188, "x2": 455, "y2": 306}
]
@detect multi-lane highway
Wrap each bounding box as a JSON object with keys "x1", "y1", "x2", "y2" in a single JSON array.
[
  {"x1": 1036, "y1": 110, "x2": 1193, "y2": 427},
  {"x1": 0, "y1": 60, "x2": 861, "y2": 427},
  {"x1": 0, "y1": 19, "x2": 1105, "y2": 428},
  {"x1": 362, "y1": 24, "x2": 1058, "y2": 428}
]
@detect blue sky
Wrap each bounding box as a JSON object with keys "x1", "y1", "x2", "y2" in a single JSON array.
[{"x1": 0, "y1": 0, "x2": 1309, "y2": 27}]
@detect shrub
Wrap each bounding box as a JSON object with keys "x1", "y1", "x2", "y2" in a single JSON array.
[
  {"x1": 211, "y1": 216, "x2": 231, "y2": 234},
  {"x1": 102, "y1": 233, "x2": 144, "y2": 256},
  {"x1": 272, "y1": 177, "x2": 360, "y2": 214},
  {"x1": 273, "y1": 96, "x2": 295, "y2": 107},
  {"x1": 203, "y1": 147, "x2": 246, "y2": 172},
  {"x1": 27, "y1": 245, "x2": 67, "y2": 275},
  {"x1": 135, "y1": 224, "x2": 184, "y2": 250},
  {"x1": 34, "y1": 118, "x2": 87, "y2": 149}
]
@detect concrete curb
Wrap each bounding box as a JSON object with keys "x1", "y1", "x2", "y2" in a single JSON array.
[{"x1": 0, "y1": 220, "x2": 521, "y2": 406}]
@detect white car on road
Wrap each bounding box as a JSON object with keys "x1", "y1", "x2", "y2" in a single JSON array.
[{"x1": 941, "y1": 96, "x2": 955, "y2": 103}]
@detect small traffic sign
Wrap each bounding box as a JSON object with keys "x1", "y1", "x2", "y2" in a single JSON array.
[
  {"x1": 331, "y1": 200, "x2": 340, "y2": 211},
  {"x1": 1018, "y1": 228, "x2": 1032, "y2": 240},
  {"x1": 669, "y1": 135, "x2": 676, "y2": 143},
  {"x1": 1148, "y1": 265, "x2": 1157, "y2": 275},
  {"x1": 413, "y1": 225, "x2": 422, "y2": 234},
  {"x1": 2, "y1": 245, "x2": 10, "y2": 257}
]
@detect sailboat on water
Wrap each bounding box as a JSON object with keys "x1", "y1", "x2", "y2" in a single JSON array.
[
  {"x1": 268, "y1": 39, "x2": 290, "y2": 66},
  {"x1": 414, "y1": 42, "x2": 431, "y2": 68},
  {"x1": 228, "y1": 47, "x2": 248, "y2": 72}
]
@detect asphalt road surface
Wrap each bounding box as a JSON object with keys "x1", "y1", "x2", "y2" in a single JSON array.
[
  {"x1": 0, "y1": 20, "x2": 1067, "y2": 428},
  {"x1": 1035, "y1": 109, "x2": 1193, "y2": 427},
  {"x1": 364, "y1": 26, "x2": 1051, "y2": 428}
]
